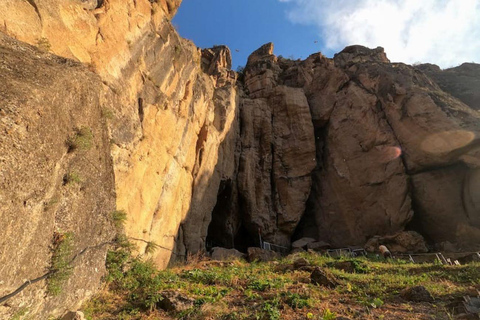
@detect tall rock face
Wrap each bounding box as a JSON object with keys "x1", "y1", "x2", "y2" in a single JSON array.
[
  {"x1": 238, "y1": 43, "x2": 316, "y2": 246},
  {"x1": 234, "y1": 44, "x2": 480, "y2": 250},
  {"x1": 328, "y1": 47, "x2": 480, "y2": 248}
]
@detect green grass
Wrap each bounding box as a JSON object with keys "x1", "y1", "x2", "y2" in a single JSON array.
[
  {"x1": 111, "y1": 210, "x2": 128, "y2": 228},
  {"x1": 81, "y1": 251, "x2": 480, "y2": 320},
  {"x1": 64, "y1": 172, "x2": 82, "y2": 185},
  {"x1": 66, "y1": 127, "x2": 93, "y2": 152},
  {"x1": 47, "y1": 232, "x2": 75, "y2": 296}
]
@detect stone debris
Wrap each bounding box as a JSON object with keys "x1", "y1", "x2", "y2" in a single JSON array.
[
  {"x1": 157, "y1": 290, "x2": 195, "y2": 312},
  {"x1": 400, "y1": 286, "x2": 434, "y2": 303},
  {"x1": 310, "y1": 267, "x2": 338, "y2": 288}
]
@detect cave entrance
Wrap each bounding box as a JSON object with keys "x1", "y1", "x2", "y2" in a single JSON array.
[
  {"x1": 206, "y1": 179, "x2": 261, "y2": 253},
  {"x1": 206, "y1": 179, "x2": 236, "y2": 250}
]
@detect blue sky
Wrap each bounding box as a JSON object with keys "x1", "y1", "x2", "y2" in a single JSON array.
[
  {"x1": 173, "y1": 0, "x2": 480, "y2": 69},
  {"x1": 173, "y1": 0, "x2": 335, "y2": 69}
]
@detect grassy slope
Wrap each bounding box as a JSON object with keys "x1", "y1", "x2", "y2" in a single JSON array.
[{"x1": 82, "y1": 248, "x2": 480, "y2": 320}]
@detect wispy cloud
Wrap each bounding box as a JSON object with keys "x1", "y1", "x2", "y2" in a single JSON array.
[{"x1": 281, "y1": 0, "x2": 480, "y2": 68}]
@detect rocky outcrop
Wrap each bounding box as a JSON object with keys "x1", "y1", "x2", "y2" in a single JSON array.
[
  {"x1": 417, "y1": 63, "x2": 480, "y2": 111},
  {"x1": 238, "y1": 43, "x2": 316, "y2": 246}
]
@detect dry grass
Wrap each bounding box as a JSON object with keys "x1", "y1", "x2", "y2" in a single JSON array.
[{"x1": 81, "y1": 251, "x2": 480, "y2": 320}]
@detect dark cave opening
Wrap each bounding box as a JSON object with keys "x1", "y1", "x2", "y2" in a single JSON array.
[
  {"x1": 206, "y1": 178, "x2": 260, "y2": 253},
  {"x1": 206, "y1": 179, "x2": 235, "y2": 250}
]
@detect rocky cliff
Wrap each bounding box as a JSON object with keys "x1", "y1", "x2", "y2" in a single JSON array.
[{"x1": 1, "y1": 1, "x2": 480, "y2": 318}]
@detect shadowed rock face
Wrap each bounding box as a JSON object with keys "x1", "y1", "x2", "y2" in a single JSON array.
[{"x1": 237, "y1": 43, "x2": 480, "y2": 249}]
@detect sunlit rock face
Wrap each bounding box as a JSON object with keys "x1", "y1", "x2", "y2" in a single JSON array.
[
  {"x1": 0, "y1": 33, "x2": 116, "y2": 319},
  {"x1": 0, "y1": 1, "x2": 238, "y2": 317}
]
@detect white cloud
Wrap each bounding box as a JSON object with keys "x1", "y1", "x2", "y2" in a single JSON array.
[{"x1": 281, "y1": 0, "x2": 480, "y2": 68}]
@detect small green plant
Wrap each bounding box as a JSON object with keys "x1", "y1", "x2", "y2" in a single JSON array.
[
  {"x1": 104, "y1": 248, "x2": 165, "y2": 311},
  {"x1": 44, "y1": 197, "x2": 59, "y2": 211},
  {"x1": 11, "y1": 307, "x2": 29, "y2": 320},
  {"x1": 174, "y1": 45, "x2": 182, "y2": 55},
  {"x1": 260, "y1": 299, "x2": 281, "y2": 320},
  {"x1": 66, "y1": 127, "x2": 93, "y2": 152},
  {"x1": 63, "y1": 172, "x2": 82, "y2": 185},
  {"x1": 36, "y1": 37, "x2": 51, "y2": 52},
  {"x1": 47, "y1": 232, "x2": 75, "y2": 296},
  {"x1": 101, "y1": 107, "x2": 114, "y2": 120},
  {"x1": 370, "y1": 297, "x2": 384, "y2": 309},
  {"x1": 281, "y1": 292, "x2": 310, "y2": 309},
  {"x1": 144, "y1": 240, "x2": 159, "y2": 255},
  {"x1": 111, "y1": 210, "x2": 127, "y2": 228},
  {"x1": 321, "y1": 308, "x2": 336, "y2": 320}
]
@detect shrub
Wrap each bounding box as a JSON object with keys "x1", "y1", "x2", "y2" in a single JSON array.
[
  {"x1": 66, "y1": 127, "x2": 93, "y2": 152},
  {"x1": 111, "y1": 210, "x2": 127, "y2": 228},
  {"x1": 36, "y1": 37, "x2": 51, "y2": 52},
  {"x1": 63, "y1": 172, "x2": 82, "y2": 185},
  {"x1": 105, "y1": 249, "x2": 164, "y2": 311},
  {"x1": 47, "y1": 232, "x2": 75, "y2": 295}
]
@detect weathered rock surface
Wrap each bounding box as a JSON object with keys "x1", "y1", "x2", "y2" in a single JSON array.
[
  {"x1": 61, "y1": 311, "x2": 86, "y2": 320},
  {"x1": 292, "y1": 237, "x2": 316, "y2": 249},
  {"x1": 0, "y1": 34, "x2": 116, "y2": 318},
  {"x1": 157, "y1": 290, "x2": 195, "y2": 312},
  {"x1": 247, "y1": 247, "x2": 281, "y2": 262},
  {"x1": 364, "y1": 231, "x2": 428, "y2": 253},
  {"x1": 211, "y1": 247, "x2": 245, "y2": 261},
  {"x1": 310, "y1": 267, "x2": 338, "y2": 288},
  {"x1": 238, "y1": 43, "x2": 317, "y2": 247},
  {"x1": 400, "y1": 286, "x2": 434, "y2": 303},
  {"x1": 417, "y1": 63, "x2": 480, "y2": 111}
]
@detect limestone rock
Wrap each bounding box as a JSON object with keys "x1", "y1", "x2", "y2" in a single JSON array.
[
  {"x1": 238, "y1": 67, "x2": 316, "y2": 246},
  {"x1": 333, "y1": 45, "x2": 390, "y2": 69},
  {"x1": 293, "y1": 258, "x2": 310, "y2": 269},
  {"x1": 247, "y1": 247, "x2": 281, "y2": 262},
  {"x1": 211, "y1": 247, "x2": 245, "y2": 261},
  {"x1": 400, "y1": 286, "x2": 434, "y2": 303}
]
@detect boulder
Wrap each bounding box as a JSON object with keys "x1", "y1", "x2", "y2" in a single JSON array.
[
  {"x1": 329, "y1": 261, "x2": 355, "y2": 273},
  {"x1": 293, "y1": 258, "x2": 310, "y2": 269},
  {"x1": 400, "y1": 286, "x2": 434, "y2": 303},
  {"x1": 61, "y1": 311, "x2": 85, "y2": 320},
  {"x1": 210, "y1": 247, "x2": 245, "y2": 261},
  {"x1": 247, "y1": 247, "x2": 281, "y2": 263},
  {"x1": 157, "y1": 290, "x2": 195, "y2": 312},
  {"x1": 307, "y1": 241, "x2": 331, "y2": 251},
  {"x1": 310, "y1": 267, "x2": 338, "y2": 288},
  {"x1": 292, "y1": 238, "x2": 316, "y2": 249},
  {"x1": 365, "y1": 231, "x2": 428, "y2": 253}
]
